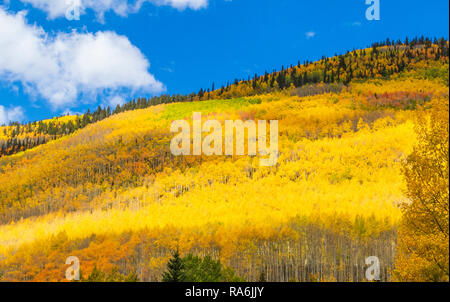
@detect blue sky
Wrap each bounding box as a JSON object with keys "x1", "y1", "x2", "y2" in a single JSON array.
[{"x1": 0, "y1": 0, "x2": 448, "y2": 124}]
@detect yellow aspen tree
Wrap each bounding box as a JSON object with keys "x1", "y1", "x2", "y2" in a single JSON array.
[{"x1": 394, "y1": 97, "x2": 449, "y2": 282}]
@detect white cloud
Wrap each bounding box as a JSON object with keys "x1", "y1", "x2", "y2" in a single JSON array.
[
  {"x1": 0, "y1": 8, "x2": 164, "y2": 109},
  {"x1": 0, "y1": 105, "x2": 25, "y2": 125},
  {"x1": 151, "y1": 0, "x2": 208, "y2": 10},
  {"x1": 106, "y1": 95, "x2": 126, "y2": 108},
  {"x1": 17, "y1": 0, "x2": 208, "y2": 20},
  {"x1": 305, "y1": 31, "x2": 316, "y2": 39}
]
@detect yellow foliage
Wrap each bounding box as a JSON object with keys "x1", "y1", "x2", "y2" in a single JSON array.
[{"x1": 0, "y1": 73, "x2": 447, "y2": 281}]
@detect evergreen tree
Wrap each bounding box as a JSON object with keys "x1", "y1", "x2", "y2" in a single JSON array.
[{"x1": 162, "y1": 250, "x2": 185, "y2": 282}]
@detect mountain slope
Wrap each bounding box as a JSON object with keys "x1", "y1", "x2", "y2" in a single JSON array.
[
  {"x1": 2, "y1": 38, "x2": 447, "y2": 158},
  {"x1": 0, "y1": 42, "x2": 448, "y2": 282}
]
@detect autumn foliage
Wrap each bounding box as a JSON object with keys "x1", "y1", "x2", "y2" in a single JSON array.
[
  {"x1": 0, "y1": 39, "x2": 448, "y2": 282},
  {"x1": 394, "y1": 97, "x2": 449, "y2": 281}
]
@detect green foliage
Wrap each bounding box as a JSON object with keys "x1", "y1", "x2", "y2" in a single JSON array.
[
  {"x1": 162, "y1": 250, "x2": 186, "y2": 282},
  {"x1": 162, "y1": 252, "x2": 244, "y2": 282},
  {"x1": 397, "y1": 61, "x2": 449, "y2": 86},
  {"x1": 182, "y1": 255, "x2": 222, "y2": 282},
  {"x1": 417, "y1": 64, "x2": 449, "y2": 86},
  {"x1": 160, "y1": 98, "x2": 254, "y2": 120},
  {"x1": 183, "y1": 254, "x2": 244, "y2": 282}
]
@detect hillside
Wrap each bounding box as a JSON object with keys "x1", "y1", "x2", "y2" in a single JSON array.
[
  {"x1": 0, "y1": 40, "x2": 448, "y2": 282},
  {"x1": 2, "y1": 38, "x2": 448, "y2": 157}
]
